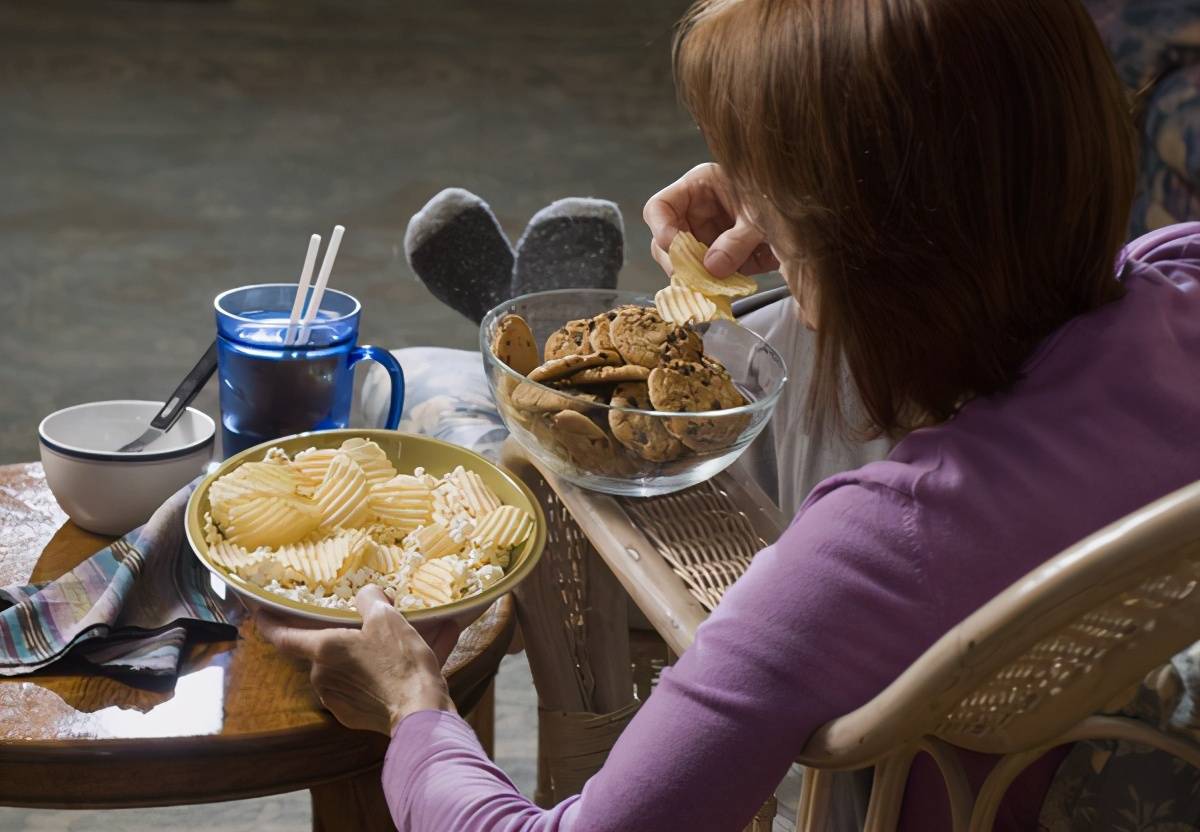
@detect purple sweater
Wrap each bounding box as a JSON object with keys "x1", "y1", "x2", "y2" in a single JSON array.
[{"x1": 383, "y1": 224, "x2": 1200, "y2": 831}]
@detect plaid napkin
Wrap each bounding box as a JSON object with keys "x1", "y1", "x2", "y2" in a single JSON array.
[{"x1": 0, "y1": 482, "x2": 237, "y2": 677}]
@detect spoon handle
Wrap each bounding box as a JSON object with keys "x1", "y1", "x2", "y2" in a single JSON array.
[{"x1": 149, "y1": 340, "x2": 218, "y2": 432}]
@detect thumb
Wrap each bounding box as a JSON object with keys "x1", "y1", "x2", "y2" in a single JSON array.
[
  {"x1": 704, "y1": 214, "x2": 766, "y2": 277},
  {"x1": 355, "y1": 585, "x2": 392, "y2": 620}
]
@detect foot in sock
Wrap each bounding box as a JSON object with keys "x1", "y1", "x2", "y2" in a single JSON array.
[
  {"x1": 404, "y1": 188, "x2": 515, "y2": 324},
  {"x1": 511, "y1": 198, "x2": 624, "y2": 298}
]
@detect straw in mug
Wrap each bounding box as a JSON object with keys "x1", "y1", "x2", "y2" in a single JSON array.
[
  {"x1": 285, "y1": 233, "x2": 322, "y2": 346},
  {"x1": 297, "y1": 224, "x2": 346, "y2": 345}
]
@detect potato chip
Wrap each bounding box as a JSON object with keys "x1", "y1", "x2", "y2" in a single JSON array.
[
  {"x1": 313, "y1": 453, "x2": 374, "y2": 530},
  {"x1": 410, "y1": 557, "x2": 467, "y2": 606},
  {"x1": 655, "y1": 284, "x2": 717, "y2": 325},
  {"x1": 337, "y1": 437, "x2": 398, "y2": 485},
  {"x1": 471, "y1": 505, "x2": 534, "y2": 550},
  {"x1": 222, "y1": 494, "x2": 321, "y2": 550},
  {"x1": 447, "y1": 467, "x2": 502, "y2": 518},
  {"x1": 669, "y1": 231, "x2": 757, "y2": 298},
  {"x1": 405, "y1": 522, "x2": 465, "y2": 559},
  {"x1": 710, "y1": 294, "x2": 735, "y2": 321},
  {"x1": 274, "y1": 529, "x2": 373, "y2": 589},
  {"x1": 293, "y1": 438, "x2": 397, "y2": 490},
  {"x1": 208, "y1": 539, "x2": 256, "y2": 572},
  {"x1": 366, "y1": 543, "x2": 408, "y2": 574},
  {"x1": 209, "y1": 460, "x2": 300, "y2": 527},
  {"x1": 370, "y1": 474, "x2": 434, "y2": 532}
]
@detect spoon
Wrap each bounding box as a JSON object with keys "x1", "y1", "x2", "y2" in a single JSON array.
[{"x1": 117, "y1": 341, "x2": 219, "y2": 453}]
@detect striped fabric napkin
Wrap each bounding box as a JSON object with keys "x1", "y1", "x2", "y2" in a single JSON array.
[{"x1": 0, "y1": 482, "x2": 237, "y2": 677}]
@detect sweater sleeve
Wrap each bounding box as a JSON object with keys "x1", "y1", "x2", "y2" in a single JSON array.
[{"x1": 383, "y1": 480, "x2": 943, "y2": 832}]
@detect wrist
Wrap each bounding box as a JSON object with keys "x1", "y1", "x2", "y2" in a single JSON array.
[{"x1": 387, "y1": 685, "x2": 455, "y2": 737}]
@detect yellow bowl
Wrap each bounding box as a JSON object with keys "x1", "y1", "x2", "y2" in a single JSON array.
[{"x1": 185, "y1": 429, "x2": 545, "y2": 625}]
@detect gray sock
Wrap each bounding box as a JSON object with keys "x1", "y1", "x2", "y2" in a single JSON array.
[
  {"x1": 511, "y1": 198, "x2": 624, "y2": 298},
  {"x1": 404, "y1": 188, "x2": 515, "y2": 324}
]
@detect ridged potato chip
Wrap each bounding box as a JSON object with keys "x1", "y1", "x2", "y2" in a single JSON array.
[
  {"x1": 274, "y1": 529, "x2": 374, "y2": 589},
  {"x1": 313, "y1": 453, "x2": 374, "y2": 530},
  {"x1": 366, "y1": 543, "x2": 408, "y2": 574},
  {"x1": 447, "y1": 467, "x2": 502, "y2": 518},
  {"x1": 655, "y1": 284, "x2": 718, "y2": 325},
  {"x1": 293, "y1": 438, "x2": 397, "y2": 489},
  {"x1": 209, "y1": 460, "x2": 300, "y2": 527},
  {"x1": 370, "y1": 474, "x2": 434, "y2": 532},
  {"x1": 222, "y1": 494, "x2": 321, "y2": 550},
  {"x1": 405, "y1": 522, "x2": 465, "y2": 559},
  {"x1": 410, "y1": 557, "x2": 467, "y2": 606},
  {"x1": 337, "y1": 437, "x2": 398, "y2": 485},
  {"x1": 471, "y1": 505, "x2": 534, "y2": 550},
  {"x1": 209, "y1": 540, "x2": 256, "y2": 571},
  {"x1": 669, "y1": 231, "x2": 757, "y2": 298}
]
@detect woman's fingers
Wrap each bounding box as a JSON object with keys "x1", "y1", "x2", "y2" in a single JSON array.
[
  {"x1": 705, "y1": 214, "x2": 770, "y2": 277},
  {"x1": 355, "y1": 584, "x2": 392, "y2": 623},
  {"x1": 643, "y1": 163, "x2": 729, "y2": 252},
  {"x1": 256, "y1": 612, "x2": 330, "y2": 660},
  {"x1": 650, "y1": 239, "x2": 674, "y2": 276}
]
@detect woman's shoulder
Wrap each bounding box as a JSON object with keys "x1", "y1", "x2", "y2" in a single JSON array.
[{"x1": 1120, "y1": 222, "x2": 1200, "y2": 273}]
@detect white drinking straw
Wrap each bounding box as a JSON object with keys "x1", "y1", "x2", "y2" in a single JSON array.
[
  {"x1": 285, "y1": 233, "x2": 321, "y2": 345},
  {"x1": 297, "y1": 224, "x2": 345, "y2": 345}
]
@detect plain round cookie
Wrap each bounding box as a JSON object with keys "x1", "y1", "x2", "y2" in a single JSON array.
[
  {"x1": 647, "y1": 359, "x2": 749, "y2": 452},
  {"x1": 609, "y1": 381, "x2": 684, "y2": 462},
  {"x1": 609, "y1": 305, "x2": 672, "y2": 368}
]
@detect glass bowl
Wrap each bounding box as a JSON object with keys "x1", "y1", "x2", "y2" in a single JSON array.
[{"x1": 480, "y1": 289, "x2": 788, "y2": 497}]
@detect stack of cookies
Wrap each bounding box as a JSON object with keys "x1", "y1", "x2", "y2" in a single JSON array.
[{"x1": 491, "y1": 304, "x2": 752, "y2": 477}]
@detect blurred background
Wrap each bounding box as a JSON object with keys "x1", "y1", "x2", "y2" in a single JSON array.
[
  {"x1": 0, "y1": 0, "x2": 701, "y2": 829},
  {"x1": 0, "y1": 0, "x2": 704, "y2": 467}
]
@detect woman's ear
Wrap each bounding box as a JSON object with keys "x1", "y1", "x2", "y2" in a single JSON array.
[
  {"x1": 511, "y1": 197, "x2": 623, "y2": 298},
  {"x1": 404, "y1": 188, "x2": 516, "y2": 323}
]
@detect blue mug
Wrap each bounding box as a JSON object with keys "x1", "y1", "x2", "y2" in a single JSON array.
[{"x1": 214, "y1": 284, "x2": 404, "y2": 457}]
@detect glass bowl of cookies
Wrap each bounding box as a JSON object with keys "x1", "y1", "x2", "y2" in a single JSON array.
[{"x1": 481, "y1": 289, "x2": 788, "y2": 497}]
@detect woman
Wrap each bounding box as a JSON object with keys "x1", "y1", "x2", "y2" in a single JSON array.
[{"x1": 260, "y1": 1, "x2": 1200, "y2": 829}]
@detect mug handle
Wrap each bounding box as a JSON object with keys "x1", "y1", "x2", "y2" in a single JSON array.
[{"x1": 349, "y1": 346, "x2": 405, "y2": 430}]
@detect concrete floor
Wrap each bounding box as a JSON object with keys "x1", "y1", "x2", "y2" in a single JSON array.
[{"x1": 0, "y1": 0, "x2": 711, "y2": 829}]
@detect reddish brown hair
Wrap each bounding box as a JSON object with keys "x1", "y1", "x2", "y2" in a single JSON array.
[{"x1": 675, "y1": 0, "x2": 1137, "y2": 436}]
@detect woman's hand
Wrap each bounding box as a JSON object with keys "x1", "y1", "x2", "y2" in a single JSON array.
[
  {"x1": 643, "y1": 163, "x2": 779, "y2": 278},
  {"x1": 257, "y1": 585, "x2": 457, "y2": 736}
]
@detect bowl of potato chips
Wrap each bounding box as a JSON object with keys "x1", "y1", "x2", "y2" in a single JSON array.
[{"x1": 185, "y1": 429, "x2": 545, "y2": 624}]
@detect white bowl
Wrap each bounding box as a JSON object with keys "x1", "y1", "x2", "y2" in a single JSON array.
[{"x1": 38, "y1": 400, "x2": 216, "y2": 536}]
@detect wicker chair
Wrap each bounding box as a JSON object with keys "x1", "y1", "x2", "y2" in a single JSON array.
[
  {"x1": 797, "y1": 477, "x2": 1200, "y2": 831},
  {"x1": 503, "y1": 439, "x2": 1200, "y2": 830}
]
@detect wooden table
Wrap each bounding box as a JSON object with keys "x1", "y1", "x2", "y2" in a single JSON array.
[{"x1": 0, "y1": 463, "x2": 514, "y2": 830}]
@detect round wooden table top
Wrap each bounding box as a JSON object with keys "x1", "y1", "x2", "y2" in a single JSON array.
[{"x1": 0, "y1": 462, "x2": 514, "y2": 811}]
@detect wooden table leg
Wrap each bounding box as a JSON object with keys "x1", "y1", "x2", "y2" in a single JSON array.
[
  {"x1": 311, "y1": 765, "x2": 396, "y2": 832},
  {"x1": 464, "y1": 678, "x2": 496, "y2": 760}
]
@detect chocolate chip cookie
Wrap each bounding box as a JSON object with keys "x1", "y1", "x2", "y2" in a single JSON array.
[
  {"x1": 659, "y1": 326, "x2": 704, "y2": 364},
  {"x1": 609, "y1": 381, "x2": 684, "y2": 462},
  {"x1": 528, "y1": 349, "x2": 623, "y2": 384},
  {"x1": 551, "y1": 410, "x2": 624, "y2": 473},
  {"x1": 647, "y1": 359, "x2": 750, "y2": 452},
  {"x1": 490, "y1": 314, "x2": 539, "y2": 376},
  {"x1": 609, "y1": 305, "x2": 673, "y2": 368},
  {"x1": 560, "y1": 364, "x2": 651, "y2": 386},
  {"x1": 543, "y1": 319, "x2": 593, "y2": 361}
]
